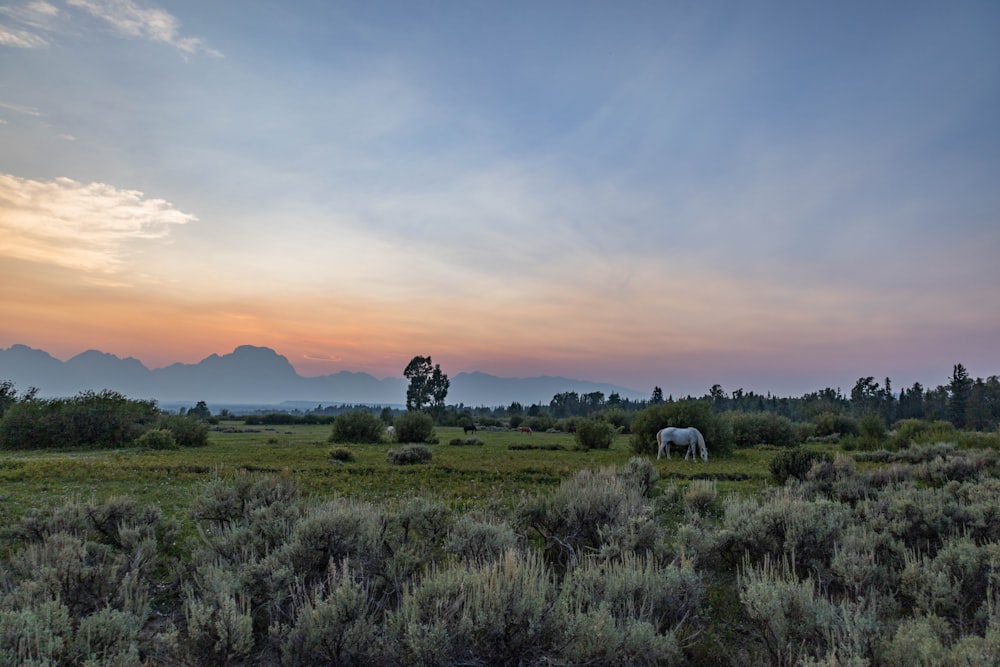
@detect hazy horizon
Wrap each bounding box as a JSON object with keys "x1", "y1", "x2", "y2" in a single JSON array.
[{"x1": 2, "y1": 1, "x2": 998, "y2": 399}]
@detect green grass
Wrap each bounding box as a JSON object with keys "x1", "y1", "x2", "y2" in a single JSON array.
[{"x1": 0, "y1": 423, "x2": 776, "y2": 528}]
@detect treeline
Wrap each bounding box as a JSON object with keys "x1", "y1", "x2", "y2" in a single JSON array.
[
  {"x1": 0, "y1": 382, "x2": 208, "y2": 450},
  {"x1": 431, "y1": 363, "x2": 999, "y2": 432}
]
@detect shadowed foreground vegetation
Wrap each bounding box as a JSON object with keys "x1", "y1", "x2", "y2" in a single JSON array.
[{"x1": 1, "y1": 419, "x2": 999, "y2": 665}]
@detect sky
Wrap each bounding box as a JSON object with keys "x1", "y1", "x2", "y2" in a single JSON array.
[{"x1": 1, "y1": 0, "x2": 998, "y2": 398}]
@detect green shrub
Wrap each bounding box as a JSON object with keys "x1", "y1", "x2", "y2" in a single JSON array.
[
  {"x1": 770, "y1": 447, "x2": 833, "y2": 484},
  {"x1": 393, "y1": 411, "x2": 436, "y2": 444},
  {"x1": 134, "y1": 428, "x2": 178, "y2": 450},
  {"x1": 630, "y1": 400, "x2": 734, "y2": 458},
  {"x1": 730, "y1": 411, "x2": 799, "y2": 447},
  {"x1": 387, "y1": 444, "x2": 432, "y2": 465},
  {"x1": 0, "y1": 391, "x2": 158, "y2": 450},
  {"x1": 812, "y1": 411, "x2": 858, "y2": 437},
  {"x1": 857, "y1": 412, "x2": 889, "y2": 449},
  {"x1": 574, "y1": 418, "x2": 616, "y2": 450},
  {"x1": 329, "y1": 410, "x2": 385, "y2": 444},
  {"x1": 157, "y1": 414, "x2": 209, "y2": 447}
]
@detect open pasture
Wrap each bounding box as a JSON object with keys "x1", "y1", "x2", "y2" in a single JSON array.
[{"x1": 0, "y1": 423, "x2": 775, "y2": 526}]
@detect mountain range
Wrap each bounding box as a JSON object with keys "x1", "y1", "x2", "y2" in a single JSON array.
[{"x1": 0, "y1": 344, "x2": 646, "y2": 409}]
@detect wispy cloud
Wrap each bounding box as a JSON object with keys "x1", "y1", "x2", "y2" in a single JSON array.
[
  {"x1": 0, "y1": 1, "x2": 58, "y2": 47},
  {"x1": 0, "y1": 101, "x2": 42, "y2": 116},
  {"x1": 0, "y1": 173, "x2": 196, "y2": 273},
  {"x1": 0, "y1": 0, "x2": 220, "y2": 56},
  {"x1": 66, "y1": 0, "x2": 222, "y2": 57},
  {"x1": 0, "y1": 24, "x2": 48, "y2": 47}
]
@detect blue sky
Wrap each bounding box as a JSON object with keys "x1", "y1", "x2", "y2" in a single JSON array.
[{"x1": 1, "y1": 0, "x2": 998, "y2": 397}]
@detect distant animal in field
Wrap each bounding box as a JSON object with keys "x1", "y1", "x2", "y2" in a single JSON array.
[
  {"x1": 656, "y1": 426, "x2": 707, "y2": 462},
  {"x1": 463, "y1": 423, "x2": 478, "y2": 435},
  {"x1": 386, "y1": 425, "x2": 396, "y2": 441},
  {"x1": 518, "y1": 425, "x2": 533, "y2": 435}
]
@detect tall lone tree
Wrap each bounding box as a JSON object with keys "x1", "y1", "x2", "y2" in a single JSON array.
[
  {"x1": 948, "y1": 363, "x2": 972, "y2": 428},
  {"x1": 404, "y1": 356, "x2": 450, "y2": 416}
]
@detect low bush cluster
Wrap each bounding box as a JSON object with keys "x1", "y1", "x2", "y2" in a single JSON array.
[
  {"x1": 0, "y1": 391, "x2": 158, "y2": 450},
  {"x1": 387, "y1": 444, "x2": 433, "y2": 465}
]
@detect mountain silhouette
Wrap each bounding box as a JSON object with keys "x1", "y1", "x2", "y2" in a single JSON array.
[{"x1": 0, "y1": 344, "x2": 645, "y2": 408}]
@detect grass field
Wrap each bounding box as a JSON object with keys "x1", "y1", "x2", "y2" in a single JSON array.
[{"x1": 0, "y1": 423, "x2": 780, "y2": 529}]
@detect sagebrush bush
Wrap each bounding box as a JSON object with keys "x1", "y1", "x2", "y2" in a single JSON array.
[
  {"x1": 561, "y1": 552, "x2": 704, "y2": 635},
  {"x1": 737, "y1": 554, "x2": 881, "y2": 666},
  {"x1": 770, "y1": 447, "x2": 833, "y2": 483},
  {"x1": 273, "y1": 498, "x2": 387, "y2": 586},
  {"x1": 899, "y1": 538, "x2": 1000, "y2": 636},
  {"x1": 391, "y1": 549, "x2": 560, "y2": 666},
  {"x1": 0, "y1": 496, "x2": 174, "y2": 666},
  {"x1": 329, "y1": 410, "x2": 385, "y2": 444},
  {"x1": 573, "y1": 417, "x2": 616, "y2": 450},
  {"x1": 518, "y1": 462, "x2": 659, "y2": 567},
  {"x1": 444, "y1": 513, "x2": 520, "y2": 562},
  {"x1": 684, "y1": 479, "x2": 718, "y2": 515},
  {"x1": 278, "y1": 561, "x2": 381, "y2": 666},
  {"x1": 386, "y1": 444, "x2": 432, "y2": 465},
  {"x1": 723, "y1": 487, "x2": 846, "y2": 573},
  {"x1": 618, "y1": 456, "x2": 659, "y2": 496}
]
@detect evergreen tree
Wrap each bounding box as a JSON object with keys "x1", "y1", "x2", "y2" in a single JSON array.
[{"x1": 948, "y1": 363, "x2": 972, "y2": 428}]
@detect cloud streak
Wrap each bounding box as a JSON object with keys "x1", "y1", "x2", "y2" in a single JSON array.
[
  {"x1": 0, "y1": 0, "x2": 220, "y2": 56},
  {"x1": 0, "y1": 173, "x2": 196, "y2": 273},
  {"x1": 66, "y1": 0, "x2": 222, "y2": 57}
]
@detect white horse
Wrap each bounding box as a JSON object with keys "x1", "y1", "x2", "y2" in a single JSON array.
[{"x1": 656, "y1": 426, "x2": 708, "y2": 462}]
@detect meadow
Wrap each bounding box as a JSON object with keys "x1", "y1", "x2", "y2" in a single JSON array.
[
  {"x1": 0, "y1": 424, "x2": 773, "y2": 527},
  {"x1": 2, "y1": 421, "x2": 998, "y2": 665}
]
